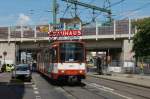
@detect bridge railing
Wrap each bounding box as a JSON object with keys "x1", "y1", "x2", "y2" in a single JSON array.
[
  {"x1": 82, "y1": 19, "x2": 135, "y2": 36},
  {"x1": 10, "y1": 26, "x2": 21, "y2": 38},
  {"x1": 82, "y1": 27, "x2": 96, "y2": 35},
  {"x1": 0, "y1": 19, "x2": 136, "y2": 41},
  {"x1": 0, "y1": 27, "x2": 8, "y2": 39},
  {"x1": 23, "y1": 26, "x2": 34, "y2": 38},
  {"x1": 98, "y1": 26, "x2": 114, "y2": 35}
]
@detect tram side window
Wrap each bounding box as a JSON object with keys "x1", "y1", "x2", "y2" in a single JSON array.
[
  {"x1": 37, "y1": 54, "x2": 40, "y2": 63},
  {"x1": 51, "y1": 48, "x2": 57, "y2": 62},
  {"x1": 45, "y1": 50, "x2": 49, "y2": 63}
]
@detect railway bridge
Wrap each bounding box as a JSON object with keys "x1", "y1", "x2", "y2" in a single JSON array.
[{"x1": 0, "y1": 19, "x2": 135, "y2": 72}]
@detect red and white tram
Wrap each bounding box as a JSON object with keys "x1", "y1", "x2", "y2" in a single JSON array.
[{"x1": 37, "y1": 40, "x2": 86, "y2": 83}]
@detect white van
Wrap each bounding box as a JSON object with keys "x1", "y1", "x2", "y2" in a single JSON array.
[{"x1": 12, "y1": 64, "x2": 32, "y2": 82}]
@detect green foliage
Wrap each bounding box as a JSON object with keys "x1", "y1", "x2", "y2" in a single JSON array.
[{"x1": 132, "y1": 17, "x2": 150, "y2": 57}]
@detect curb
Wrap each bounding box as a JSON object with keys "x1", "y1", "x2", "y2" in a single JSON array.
[
  {"x1": 87, "y1": 74, "x2": 150, "y2": 89},
  {"x1": 0, "y1": 80, "x2": 34, "y2": 86},
  {"x1": 0, "y1": 82, "x2": 34, "y2": 86}
]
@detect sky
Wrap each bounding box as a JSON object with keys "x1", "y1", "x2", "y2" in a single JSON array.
[{"x1": 0, "y1": 0, "x2": 150, "y2": 26}]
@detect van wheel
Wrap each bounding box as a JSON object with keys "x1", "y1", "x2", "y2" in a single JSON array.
[
  {"x1": 1, "y1": 69, "x2": 4, "y2": 72},
  {"x1": 77, "y1": 79, "x2": 81, "y2": 84},
  {"x1": 11, "y1": 76, "x2": 15, "y2": 80}
]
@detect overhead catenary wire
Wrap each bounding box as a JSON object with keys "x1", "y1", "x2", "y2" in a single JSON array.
[
  {"x1": 62, "y1": 3, "x2": 72, "y2": 17},
  {"x1": 105, "y1": 0, "x2": 125, "y2": 8},
  {"x1": 115, "y1": 2, "x2": 150, "y2": 19}
]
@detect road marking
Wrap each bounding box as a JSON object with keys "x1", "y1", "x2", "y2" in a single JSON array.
[
  {"x1": 34, "y1": 91, "x2": 39, "y2": 94},
  {"x1": 34, "y1": 87, "x2": 38, "y2": 90},
  {"x1": 32, "y1": 84, "x2": 37, "y2": 88},
  {"x1": 31, "y1": 76, "x2": 41, "y2": 99},
  {"x1": 24, "y1": 82, "x2": 33, "y2": 85},
  {"x1": 32, "y1": 84, "x2": 40, "y2": 93},
  {"x1": 85, "y1": 82, "x2": 132, "y2": 99},
  {"x1": 91, "y1": 83, "x2": 114, "y2": 91},
  {"x1": 32, "y1": 84, "x2": 38, "y2": 90},
  {"x1": 35, "y1": 96, "x2": 41, "y2": 99},
  {"x1": 111, "y1": 92, "x2": 132, "y2": 99}
]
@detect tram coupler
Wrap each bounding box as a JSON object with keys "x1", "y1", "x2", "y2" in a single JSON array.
[{"x1": 68, "y1": 76, "x2": 78, "y2": 83}]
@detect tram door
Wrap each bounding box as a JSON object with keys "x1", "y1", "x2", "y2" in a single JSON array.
[{"x1": 49, "y1": 47, "x2": 58, "y2": 75}]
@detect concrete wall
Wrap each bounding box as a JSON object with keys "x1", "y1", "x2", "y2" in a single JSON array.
[
  {"x1": 0, "y1": 43, "x2": 16, "y2": 65},
  {"x1": 85, "y1": 39, "x2": 122, "y2": 50},
  {"x1": 18, "y1": 42, "x2": 49, "y2": 50}
]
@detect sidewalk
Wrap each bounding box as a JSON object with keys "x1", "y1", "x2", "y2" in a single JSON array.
[
  {"x1": 0, "y1": 72, "x2": 11, "y2": 84},
  {"x1": 87, "y1": 72, "x2": 150, "y2": 88}
]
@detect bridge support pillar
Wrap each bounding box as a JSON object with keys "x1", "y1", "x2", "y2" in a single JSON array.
[
  {"x1": 121, "y1": 40, "x2": 135, "y2": 70},
  {"x1": 122, "y1": 40, "x2": 134, "y2": 61}
]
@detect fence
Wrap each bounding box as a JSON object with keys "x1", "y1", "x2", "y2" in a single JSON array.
[
  {"x1": 87, "y1": 59, "x2": 150, "y2": 74},
  {"x1": 108, "y1": 60, "x2": 150, "y2": 74}
]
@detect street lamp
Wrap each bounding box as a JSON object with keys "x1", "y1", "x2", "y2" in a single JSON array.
[{"x1": 3, "y1": 51, "x2": 7, "y2": 64}]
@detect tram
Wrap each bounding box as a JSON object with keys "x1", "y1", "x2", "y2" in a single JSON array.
[{"x1": 37, "y1": 40, "x2": 86, "y2": 83}]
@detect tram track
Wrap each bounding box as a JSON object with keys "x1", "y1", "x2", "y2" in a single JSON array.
[
  {"x1": 61, "y1": 82, "x2": 108, "y2": 99},
  {"x1": 61, "y1": 87, "x2": 79, "y2": 99},
  {"x1": 33, "y1": 73, "x2": 150, "y2": 99},
  {"x1": 60, "y1": 81, "x2": 134, "y2": 99},
  {"x1": 84, "y1": 81, "x2": 150, "y2": 99},
  {"x1": 58, "y1": 78, "x2": 150, "y2": 99},
  {"x1": 84, "y1": 76, "x2": 150, "y2": 99}
]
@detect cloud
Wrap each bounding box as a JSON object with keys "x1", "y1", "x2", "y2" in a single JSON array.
[{"x1": 17, "y1": 13, "x2": 31, "y2": 25}]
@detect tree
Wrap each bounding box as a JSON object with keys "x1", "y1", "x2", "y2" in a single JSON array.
[{"x1": 132, "y1": 17, "x2": 150, "y2": 58}]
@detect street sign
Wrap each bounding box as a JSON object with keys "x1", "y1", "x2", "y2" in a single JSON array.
[
  {"x1": 36, "y1": 25, "x2": 49, "y2": 33},
  {"x1": 3, "y1": 51, "x2": 7, "y2": 56},
  {"x1": 3, "y1": 51, "x2": 7, "y2": 64}
]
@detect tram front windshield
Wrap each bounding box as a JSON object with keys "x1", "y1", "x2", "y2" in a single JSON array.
[{"x1": 60, "y1": 43, "x2": 84, "y2": 62}]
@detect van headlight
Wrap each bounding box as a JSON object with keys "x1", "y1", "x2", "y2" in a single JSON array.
[
  {"x1": 27, "y1": 70, "x2": 30, "y2": 72},
  {"x1": 26, "y1": 74, "x2": 30, "y2": 77}
]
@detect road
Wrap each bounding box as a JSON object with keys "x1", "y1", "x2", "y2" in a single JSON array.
[{"x1": 0, "y1": 72, "x2": 150, "y2": 99}]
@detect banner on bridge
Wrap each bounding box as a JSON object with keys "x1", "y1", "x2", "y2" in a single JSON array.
[{"x1": 48, "y1": 30, "x2": 82, "y2": 40}]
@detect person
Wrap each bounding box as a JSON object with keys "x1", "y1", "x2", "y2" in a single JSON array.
[
  {"x1": 96, "y1": 56, "x2": 102, "y2": 75},
  {"x1": 1, "y1": 64, "x2": 6, "y2": 72},
  {"x1": 140, "y1": 62, "x2": 144, "y2": 74},
  {"x1": 32, "y1": 61, "x2": 37, "y2": 72}
]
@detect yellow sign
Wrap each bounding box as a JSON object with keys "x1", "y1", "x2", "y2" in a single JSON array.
[{"x1": 36, "y1": 25, "x2": 49, "y2": 33}]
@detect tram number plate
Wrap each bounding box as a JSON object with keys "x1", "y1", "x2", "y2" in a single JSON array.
[{"x1": 66, "y1": 70, "x2": 77, "y2": 74}]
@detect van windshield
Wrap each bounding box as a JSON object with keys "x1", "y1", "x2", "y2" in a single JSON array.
[{"x1": 16, "y1": 64, "x2": 30, "y2": 71}]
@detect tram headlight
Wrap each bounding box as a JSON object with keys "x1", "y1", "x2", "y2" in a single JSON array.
[
  {"x1": 79, "y1": 70, "x2": 83, "y2": 73},
  {"x1": 61, "y1": 70, "x2": 65, "y2": 73}
]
